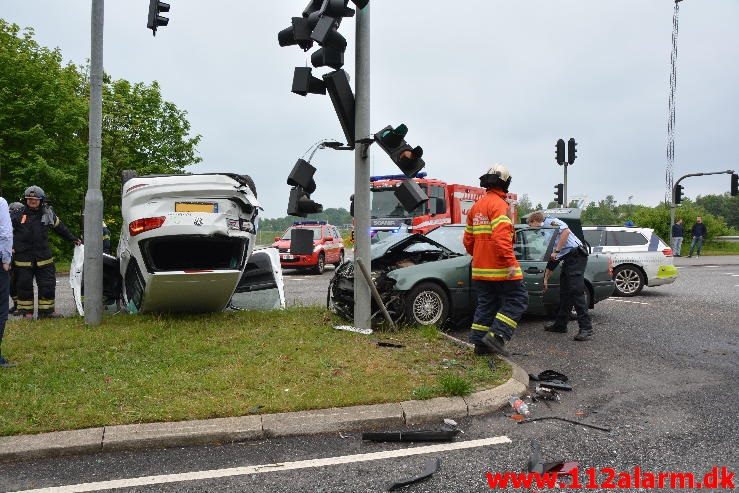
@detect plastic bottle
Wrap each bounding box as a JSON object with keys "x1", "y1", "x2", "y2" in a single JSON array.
[{"x1": 508, "y1": 395, "x2": 530, "y2": 416}]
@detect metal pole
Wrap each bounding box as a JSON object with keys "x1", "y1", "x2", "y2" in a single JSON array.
[
  {"x1": 84, "y1": 0, "x2": 104, "y2": 325},
  {"x1": 563, "y1": 163, "x2": 568, "y2": 206},
  {"x1": 355, "y1": 258, "x2": 396, "y2": 331},
  {"x1": 670, "y1": 169, "x2": 734, "y2": 245},
  {"x1": 353, "y1": 3, "x2": 371, "y2": 330}
]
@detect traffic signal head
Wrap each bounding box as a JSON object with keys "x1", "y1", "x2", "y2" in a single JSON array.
[
  {"x1": 567, "y1": 138, "x2": 577, "y2": 165},
  {"x1": 731, "y1": 173, "x2": 738, "y2": 197},
  {"x1": 287, "y1": 158, "x2": 317, "y2": 194},
  {"x1": 292, "y1": 67, "x2": 326, "y2": 96},
  {"x1": 394, "y1": 179, "x2": 429, "y2": 213},
  {"x1": 323, "y1": 69, "x2": 355, "y2": 146},
  {"x1": 555, "y1": 139, "x2": 565, "y2": 165},
  {"x1": 349, "y1": 194, "x2": 354, "y2": 217},
  {"x1": 374, "y1": 125, "x2": 426, "y2": 178},
  {"x1": 554, "y1": 183, "x2": 564, "y2": 205},
  {"x1": 147, "y1": 0, "x2": 170, "y2": 36},
  {"x1": 674, "y1": 184, "x2": 684, "y2": 204},
  {"x1": 287, "y1": 187, "x2": 323, "y2": 217},
  {"x1": 278, "y1": 17, "x2": 314, "y2": 51}
]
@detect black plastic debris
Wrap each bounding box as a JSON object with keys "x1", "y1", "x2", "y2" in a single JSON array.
[
  {"x1": 526, "y1": 441, "x2": 545, "y2": 474},
  {"x1": 387, "y1": 458, "x2": 441, "y2": 491},
  {"x1": 517, "y1": 416, "x2": 611, "y2": 433},
  {"x1": 534, "y1": 386, "x2": 561, "y2": 401},
  {"x1": 529, "y1": 370, "x2": 572, "y2": 391},
  {"x1": 362, "y1": 429, "x2": 460, "y2": 442},
  {"x1": 377, "y1": 341, "x2": 405, "y2": 348}
]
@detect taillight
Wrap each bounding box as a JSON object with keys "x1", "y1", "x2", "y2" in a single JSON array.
[
  {"x1": 129, "y1": 216, "x2": 166, "y2": 236},
  {"x1": 662, "y1": 248, "x2": 673, "y2": 257},
  {"x1": 607, "y1": 256, "x2": 613, "y2": 277}
]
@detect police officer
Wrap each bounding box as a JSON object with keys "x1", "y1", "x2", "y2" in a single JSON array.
[
  {"x1": 7, "y1": 202, "x2": 24, "y2": 314},
  {"x1": 527, "y1": 211, "x2": 593, "y2": 341},
  {"x1": 12, "y1": 186, "x2": 81, "y2": 319},
  {"x1": 463, "y1": 164, "x2": 529, "y2": 356}
]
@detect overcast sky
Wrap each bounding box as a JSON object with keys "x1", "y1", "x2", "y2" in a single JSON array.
[{"x1": 2, "y1": 1, "x2": 738, "y2": 218}]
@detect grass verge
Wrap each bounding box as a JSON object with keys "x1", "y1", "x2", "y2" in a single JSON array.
[
  {"x1": 695, "y1": 241, "x2": 739, "y2": 256},
  {"x1": 0, "y1": 307, "x2": 509, "y2": 437}
]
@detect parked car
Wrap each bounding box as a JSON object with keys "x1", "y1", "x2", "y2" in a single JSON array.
[
  {"x1": 71, "y1": 172, "x2": 285, "y2": 314},
  {"x1": 329, "y1": 213, "x2": 614, "y2": 328},
  {"x1": 272, "y1": 221, "x2": 345, "y2": 274},
  {"x1": 582, "y1": 226, "x2": 677, "y2": 297}
]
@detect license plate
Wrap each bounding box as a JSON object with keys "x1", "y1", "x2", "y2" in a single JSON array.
[
  {"x1": 281, "y1": 254, "x2": 295, "y2": 260},
  {"x1": 175, "y1": 202, "x2": 218, "y2": 213}
]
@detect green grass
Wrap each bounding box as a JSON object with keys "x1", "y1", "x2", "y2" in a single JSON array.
[
  {"x1": 0, "y1": 307, "x2": 509, "y2": 437},
  {"x1": 696, "y1": 241, "x2": 739, "y2": 256}
]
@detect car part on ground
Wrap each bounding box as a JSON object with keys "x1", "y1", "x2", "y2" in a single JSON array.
[{"x1": 387, "y1": 458, "x2": 441, "y2": 491}]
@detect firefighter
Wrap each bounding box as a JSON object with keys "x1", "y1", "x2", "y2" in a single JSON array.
[
  {"x1": 527, "y1": 211, "x2": 593, "y2": 341},
  {"x1": 463, "y1": 164, "x2": 529, "y2": 356},
  {"x1": 12, "y1": 186, "x2": 81, "y2": 319},
  {"x1": 7, "y1": 202, "x2": 24, "y2": 314}
]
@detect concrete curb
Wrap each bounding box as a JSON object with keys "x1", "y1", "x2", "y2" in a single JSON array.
[{"x1": 0, "y1": 352, "x2": 529, "y2": 462}]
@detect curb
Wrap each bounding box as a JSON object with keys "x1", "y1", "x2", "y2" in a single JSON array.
[{"x1": 0, "y1": 348, "x2": 528, "y2": 462}]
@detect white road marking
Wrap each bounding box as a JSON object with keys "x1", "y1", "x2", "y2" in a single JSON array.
[
  {"x1": 605, "y1": 299, "x2": 649, "y2": 305},
  {"x1": 9, "y1": 436, "x2": 511, "y2": 493}
]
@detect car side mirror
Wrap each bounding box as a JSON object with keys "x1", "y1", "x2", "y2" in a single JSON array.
[{"x1": 274, "y1": 236, "x2": 280, "y2": 242}]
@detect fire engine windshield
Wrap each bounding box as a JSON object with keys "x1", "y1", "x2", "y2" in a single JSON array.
[{"x1": 371, "y1": 188, "x2": 428, "y2": 218}]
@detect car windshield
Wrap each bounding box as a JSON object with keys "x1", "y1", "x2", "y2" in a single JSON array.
[
  {"x1": 515, "y1": 228, "x2": 556, "y2": 261},
  {"x1": 282, "y1": 227, "x2": 321, "y2": 240},
  {"x1": 371, "y1": 188, "x2": 427, "y2": 218},
  {"x1": 426, "y1": 226, "x2": 466, "y2": 254}
]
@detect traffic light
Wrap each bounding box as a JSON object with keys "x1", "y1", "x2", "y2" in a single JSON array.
[
  {"x1": 395, "y1": 179, "x2": 429, "y2": 213},
  {"x1": 731, "y1": 173, "x2": 738, "y2": 197},
  {"x1": 374, "y1": 124, "x2": 425, "y2": 178},
  {"x1": 674, "y1": 184, "x2": 684, "y2": 204},
  {"x1": 292, "y1": 67, "x2": 326, "y2": 96},
  {"x1": 147, "y1": 0, "x2": 170, "y2": 36},
  {"x1": 555, "y1": 139, "x2": 565, "y2": 165},
  {"x1": 287, "y1": 159, "x2": 317, "y2": 194},
  {"x1": 567, "y1": 138, "x2": 577, "y2": 165},
  {"x1": 323, "y1": 69, "x2": 355, "y2": 146},
  {"x1": 554, "y1": 183, "x2": 564, "y2": 205},
  {"x1": 278, "y1": 17, "x2": 315, "y2": 51},
  {"x1": 287, "y1": 187, "x2": 323, "y2": 217}
]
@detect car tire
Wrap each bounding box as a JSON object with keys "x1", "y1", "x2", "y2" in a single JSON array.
[
  {"x1": 333, "y1": 250, "x2": 345, "y2": 268},
  {"x1": 240, "y1": 174, "x2": 257, "y2": 198},
  {"x1": 613, "y1": 264, "x2": 644, "y2": 297},
  {"x1": 313, "y1": 252, "x2": 325, "y2": 275},
  {"x1": 121, "y1": 170, "x2": 138, "y2": 188},
  {"x1": 404, "y1": 282, "x2": 450, "y2": 327}
]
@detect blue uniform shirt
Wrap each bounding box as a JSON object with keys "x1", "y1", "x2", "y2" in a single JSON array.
[
  {"x1": 0, "y1": 198, "x2": 13, "y2": 264},
  {"x1": 543, "y1": 216, "x2": 582, "y2": 260}
]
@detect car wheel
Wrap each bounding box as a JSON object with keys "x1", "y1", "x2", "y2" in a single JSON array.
[
  {"x1": 404, "y1": 282, "x2": 450, "y2": 327},
  {"x1": 313, "y1": 252, "x2": 325, "y2": 275},
  {"x1": 240, "y1": 174, "x2": 257, "y2": 198},
  {"x1": 333, "y1": 250, "x2": 345, "y2": 268},
  {"x1": 613, "y1": 265, "x2": 644, "y2": 297}
]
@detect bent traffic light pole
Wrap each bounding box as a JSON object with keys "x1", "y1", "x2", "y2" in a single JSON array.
[{"x1": 669, "y1": 169, "x2": 735, "y2": 243}]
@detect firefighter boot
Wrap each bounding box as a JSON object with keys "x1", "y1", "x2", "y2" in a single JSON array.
[
  {"x1": 544, "y1": 322, "x2": 568, "y2": 333},
  {"x1": 480, "y1": 332, "x2": 510, "y2": 357},
  {"x1": 574, "y1": 328, "x2": 593, "y2": 341}
]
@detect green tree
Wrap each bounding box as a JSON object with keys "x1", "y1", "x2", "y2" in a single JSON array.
[
  {"x1": 516, "y1": 194, "x2": 534, "y2": 217},
  {"x1": 581, "y1": 195, "x2": 619, "y2": 225},
  {"x1": 695, "y1": 193, "x2": 738, "y2": 232}
]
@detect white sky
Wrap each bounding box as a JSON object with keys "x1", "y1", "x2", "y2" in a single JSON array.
[{"x1": 2, "y1": 1, "x2": 738, "y2": 217}]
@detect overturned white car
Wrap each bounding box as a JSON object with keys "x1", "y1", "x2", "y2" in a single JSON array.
[{"x1": 71, "y1": 172, "x2": 285, "y2": 314}]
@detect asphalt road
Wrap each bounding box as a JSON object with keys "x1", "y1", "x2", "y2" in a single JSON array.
[{"x1": 3, "y1": 259, "x2": 738, "y2": 492}]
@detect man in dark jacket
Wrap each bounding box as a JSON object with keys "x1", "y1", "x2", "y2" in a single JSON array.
[
  {"x1": 688, "y1": 216, "x2": 707, "y2": 258},
  {"x1": 671, "y1": 219, "x2": 684, "y2": 257},
  {"x1": 12, "y1": 186, "x2": 81, "y2": 319},
  {"x1": 7, "y1": 202, "x2": 24, "y2": 314}
]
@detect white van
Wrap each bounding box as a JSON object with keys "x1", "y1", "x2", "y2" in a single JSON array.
[{"x1": 582, "y1": 226, "x2": 678, "y2": 297}]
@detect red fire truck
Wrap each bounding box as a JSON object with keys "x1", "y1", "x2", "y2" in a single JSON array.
[{"x1": 367, "y1": 173, "x2": 518, "y2": 238}]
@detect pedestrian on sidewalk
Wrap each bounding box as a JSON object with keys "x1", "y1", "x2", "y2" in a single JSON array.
[
  {"x1": 671, "y1": 219, "x2": 684, "y2": 257},
  {"x1": 688, "y1": 216, "x2": 707, "y2": 258},
  {"x1": 527, "y1": 211, "x2": 593, "y2": 341},
  {"x1": 463, "y1": 164, "x2": 528, "y2": 357},
  {"x1": 0, "y1": 196, "x2": 14, "y2": 368}
]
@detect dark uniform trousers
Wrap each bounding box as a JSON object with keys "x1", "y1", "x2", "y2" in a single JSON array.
[
  {"x1": 0, "y1": 270, "x2": 8, "y2": 344},
  {"x1": 554, "y1": 249, "x2": 592, "y2": 330},
  {"x1": 470, "y1": 279, "x2": 529, "y2": 343},
  {"x1": 14, "y1": 258, "x2": 56, "y2": 315}
]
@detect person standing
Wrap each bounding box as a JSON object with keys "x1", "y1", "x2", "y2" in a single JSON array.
[
  {"x1": 0, "y1": 197, "x2": 14, "y2": 368},
  {"x1": 463, "y1": 164, "x2": 528, "y2": 357},
  {"x1": 671, "y1": 219, "x2": 684, "y2": 257},
  {"x1": 527, "y1": 211, "x2": 593, "y2": 341},
  {"x1": 7, "y1": 202, "x2": 24, "y2": 314},
  {"x1": 12, "y1": 186, "x2": 81, "y2": 319},
  {"x1": 688, "y1": 216, "x2": 707, "y2": 258}
]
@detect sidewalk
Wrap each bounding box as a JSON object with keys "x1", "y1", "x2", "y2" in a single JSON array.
[
  {"x1": 0, "y1": 348, "x2": 528, "y2": 462},
  {"x1": 673, "y1": 254, "x2": 739, "y2": 267}
]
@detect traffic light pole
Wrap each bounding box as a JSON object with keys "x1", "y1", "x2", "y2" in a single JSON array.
[
  {"x1": 563, "y1": 163, "x2": 568, "y2": 207},
  {"x1": 669, "y1": 169, "x2": 734, "y2": 243},
  {"x1": 83, "y1": 0, "x2": 104, "y2": 325},
  {"x1": 353, "y1": 3, "x2": 371, "y2": 330}
]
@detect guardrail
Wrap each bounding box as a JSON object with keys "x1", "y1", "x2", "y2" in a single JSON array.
[{"x1": 716, "y1": 236, "x2": 739, "y2": 243}]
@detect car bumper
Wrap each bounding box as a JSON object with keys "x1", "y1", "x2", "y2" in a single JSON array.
[
  {"x1": 279, "y1": 252, "x2": 319, "y2": 268},
  {"x1": 648, "y1": 265, "x2": 678, "y2": 286}
]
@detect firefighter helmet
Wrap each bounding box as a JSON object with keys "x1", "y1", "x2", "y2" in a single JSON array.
[
  {"x1": 24, "y1": 185, "x2": 46, "y2": 203},
  {"x1": 479, "y1": 164, "x2": 512, "y2": 192},
  {"x1": 9, "y1": 202, "x2": 24, "y2": 213}
]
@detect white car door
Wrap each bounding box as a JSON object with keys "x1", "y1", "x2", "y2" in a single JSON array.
[{"x1": 229, "y1": 247, "x2": 286, "y2": 310}]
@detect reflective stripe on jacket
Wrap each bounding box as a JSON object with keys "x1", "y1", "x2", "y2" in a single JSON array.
[{"x1": 463, "y1": 189, "x2": 522, "y2": 282}]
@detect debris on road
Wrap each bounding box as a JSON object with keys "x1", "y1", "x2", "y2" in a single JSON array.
[
  {"x1": 363, "y1": 420, "x2": 461, "y2": 442},
  {"x1": 387, "y1": 457, "x2": 441, "y2": 491},
  {"x1": 517, "y1": 416, "x2": 611, "y2": 433},
  {"x1": 333, "y1": 325, "x2": 373, "y2": 335}
]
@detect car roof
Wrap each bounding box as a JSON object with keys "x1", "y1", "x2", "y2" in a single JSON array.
[{"x1": 583, "y1": 226, "x2": 654, "y2": 233}]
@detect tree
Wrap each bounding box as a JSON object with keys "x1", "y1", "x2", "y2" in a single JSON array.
[
  {"x1": 516, "y1": 194, "x2": 534, "y2": 217},
  {"x1": 581, "y1": 195, "x2": 619, "y2": 225},
  {"x1": 696, "y1": 193, "x2": 738, "y2": 232}
]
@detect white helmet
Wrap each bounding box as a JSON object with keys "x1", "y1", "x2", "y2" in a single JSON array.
[{"x1": 479, "y1": 163, "x2": 512, "y2": 192}]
